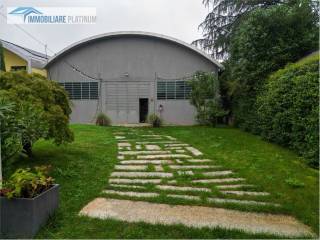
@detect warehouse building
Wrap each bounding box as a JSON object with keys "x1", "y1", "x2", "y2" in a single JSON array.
[{"x1": 45, "y1": 31, "x2": 223, "y2": 125}]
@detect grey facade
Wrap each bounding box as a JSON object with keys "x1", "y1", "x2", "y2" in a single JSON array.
[{"x1": 46, "y1": 31, "x2": 222, "y2": 125}]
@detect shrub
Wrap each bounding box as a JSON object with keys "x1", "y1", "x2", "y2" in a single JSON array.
[
  {"x1": 189, "y1": 71, "x2": 227, "y2": 126},
  {"x1": 0, "y1": 166, "x2": 54, "y2": 199},
  {"x1": 147, "y1": 114, "x2": 163, "y2": 127},
  {"x1": 95, "y1": 112, "x2": 111, "y2": 126},
  {"x1": 0, "y1": 71, "x2": 74, "y2": 157},
  {"x1": 256, "y1": 53, "x2": 319, "y2": 166}
]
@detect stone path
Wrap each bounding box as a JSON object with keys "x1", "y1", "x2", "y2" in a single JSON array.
[{"x1": 80, "y1": 130, "x2": 314, "y2": 237}]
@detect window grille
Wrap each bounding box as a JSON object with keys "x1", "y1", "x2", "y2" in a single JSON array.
[
  {"x1": 157, "y1": 80, "x2": 191, "y2": 100},
  {"x1": 59, "y1": 82, "x2": 99, "y2": 100}
]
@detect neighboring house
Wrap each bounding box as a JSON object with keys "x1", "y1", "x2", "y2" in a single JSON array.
[
  {"x1": 1, "y1": 39, "x2": 48, "y2": 76},
  {"x1": 46, "y1": 31, "x2": 223, "y2": 125}
]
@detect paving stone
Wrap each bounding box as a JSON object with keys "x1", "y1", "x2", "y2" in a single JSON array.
[
  {"x1": 135, "y1": 145, "x2": 142, "y2": 150},
  {"x1": 176, "y1": 149, "x2": 186, "y2": 153},
  {"x1": 167, "y1": 194, "x2": 201, "y2": 201},
  {"x1": 169, "y1": 165, "x2": 215, "y2": 170},
  {"x1": 115, "y1": 136, "x2": 126, "y2": 139},
  {"x1": 177, "y1": 170, "x2": 194, "y2": 176},
  {"x1": 207, "y1": 197, "x2": 280, "y2": 207},
  {"x1": 175, "y1": 159, "x2": 184, "y2": 164},
  {"x1": 156, "y1": 185, "x2": 211, "y2": 192},
  {"x1": 117, "y1": 155, "x2": 125, "y2": 160},
  {"x1": 186, "y1": 147, "x2": 203, "y2": 156},
  {"x1": 80, "y1": 198, "x2": 313, "y2": 237},
  {"x1": 109, "y1": 184, "x2": 145, "y2": 189},
  {"x1": 103, "y1": 190, "x2": 159, "y2": 198},
  {"x1": 165, "y1": 143, "x2": 189, "y2": 147},
  {"x1": 109, "y1": 178, "x2": 162, "y2": 184},
  {"x1": 120, "y1": 160, "x2": 173, "y2": 165},
  {"x1": 138, "y1": 154, "x2": 191, "y2": 159},
  {"x1": 118, "y1": 142, "x2": 131, "y2": 147},
  {"x1": 119, "y1": 150, "x2": 170, "y2": 155},
  {"x1": 136, "y1": 141, "x2": 177, "y2": 144},
  {"x1": 192, "y1": 178, "x2": 245, "y2": 183},
  {"x1": 221, "y1": 191, "x2": 270, "y2": 196},
  {"x1": 187, "y1": 159, "x2": 212, "y2": 163},
  {"x1": 167, "y1": 147, "x2": 182, "y2": 150},
  {"x1": 145, "y1": 145, "x2": 161, "y2": 150},
  {"x1": 154, "y1": 165, "x2": 164, "y2": 171},
  {"x1": 111, "y1": 172, "x2": 173, "y2": 178},
  {"x1": 166, "y1": 136, "x2": 177, "y2": 140},
  {"x1": 167, "y1": 180, "x2": 178, "y2": 184},
  {"x1": 216, "y1": 184, "x2": 255, "y2": 189},
  {"x1": 114, "y1": 165, "x2": 147, "y2": 171},
  {"x1": 202, "y1": 170, "x2": 233, "y2": 177}
]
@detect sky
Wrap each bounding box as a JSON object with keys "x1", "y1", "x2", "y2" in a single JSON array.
[{"x1": 0, "y1": 0, "x2": 208, "y2": 56}]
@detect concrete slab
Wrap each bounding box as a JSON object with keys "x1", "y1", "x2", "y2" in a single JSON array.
[
  {"x1": 103, "y1": 190, "x2": 159, "y2": 198},
  {"x1": 120, "y1": 160, "x2": 173, "y2": 165},
  {"x1": 109, "y1": 178, "x2": 162, "y2": 184},
  {"x1": 192, "y1": 178, "x2": 245, "y2": 183},
  {"x1": 221, "y1": 191, "x2": 270, "y2": 196},
  {"x1": 119, "y1": 151, "x2": 170, "y2": 155},
  {"x1": 111, "y1": 172, "x2": 173, "y2": 178},
  {"x1": 202, "y1": 171, "x2": 233, "y2": 177},
  {"x1": 145, "y1": 145, "x2": 161, "y2": 150},
  {"x1": 156, "y1": 185, "x2": 211, "y2": 192},
  {"x1": 186, "y1": 147, "x2": 203, "y2": 156},
  {"x1": 80, "y1": 198, "x2": 313, "y2": 237},
  {"x1": 138, "y1": 154, "x2": 191, "y2": 159}
]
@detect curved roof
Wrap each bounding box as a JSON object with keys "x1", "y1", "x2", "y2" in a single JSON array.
[{"x1": 45, "y1": 31, "x2": 224, "y2": 69}]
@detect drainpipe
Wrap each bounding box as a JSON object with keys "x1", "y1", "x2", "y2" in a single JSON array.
[{"x1": 27, "y1": 60, "x2": 32, "y2": 74}]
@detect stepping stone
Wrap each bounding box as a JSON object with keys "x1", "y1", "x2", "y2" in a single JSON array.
[
  {"x1": 136, "y1": 145, "x2": 142, "y2": 150},
  {"x1": 187, "y1": 159, "x2": 212, "y2": 163},
  {"x1": 186, "y1": 147, "x2": 203, "y2": 156},
  {"x1": 156, "y1": 185, "x2": 211, "y2": 193},
  {"x1": 111, "y1": 172, "x2": 173, "y2": 178},
  {"x1": 167, "y1": 147, "x2": 182, "y2": 150},
  {"x1": 109, "y1": 184, "x2": 145, "y2": 189},
  {"x1": 167, "y1": 194, "x2": 201, "y2": 201},
  {"x1": 80, "y1": 198, "x2": 313, "y2": 237},
  {"x1": 177, "y1": 170, "x2": 194, "y2": 176},
  {"x1": 207, "y1": 197, "x2": 280, "y2": 207},
  {"x1": 120, "y1": 160, "x2": 173, "y2": 165},
  {"x1": 136, "y1": 141, "x2": 177, "y2": 144},
  {"x1": 176, "y1": 150, "x2": 186, "y2": 153},
  {"x1": 192, "y1": 178, "x2": 245, "y2": 183},
  {"x1": 115, "y1": 136, "x2": 126, "y2": 139},
  {"x1": 109, "y1": 178, "x2": 162, "y2": 184},
  {"x1": 175, "y1": 159, "x2": 184, "y2": 164},
  {"x1": 216, "y1": 184, "x2": 255, "y2": 189},
  {"x1": 114, "y1": 165, "x2": 148, "y2": 171},
  {"x1": 138, "y1": 154, "x2": 191, "y2": 159},
  {"x1": 170, "y1": 165, "x2": 215, "y2": 170},
  {"x1": 155, "y1": 165, "x2": 164, "y2": 171},
  {"x1": 202, "y1": 170, "x2": 233, "y2": 177},
  {"x1": 145, "y1": 145, "x2": 161, "y2": 150},
  {"x1": 221, "y1": 191, "x2": 270, "y2": 196},
  {"x1": 119, "y1": 151, "x2": 170, "y2": 155},
  {"x1": 165, "y1": 144, "x2": 189, "y2": 147},
  {"x1": 117, "y1": 155, "x2": 125, "y2": 160},
  {"x1": 166, "y1": 136, "x2": 177, "y2": 140},
  {"x1": 103, "y1": 190, "x2": 159, "y2": 198},
  {"x1": 118, "y1": 142, "x2": 131, "y2": 147},
  {"x1": 142, "y1": 134, "x2": 162, "y2": 137}
]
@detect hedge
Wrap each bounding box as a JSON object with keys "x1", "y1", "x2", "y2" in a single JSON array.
[{"x1": 257, "y1": 53, "x2": 319, "y2": 166}]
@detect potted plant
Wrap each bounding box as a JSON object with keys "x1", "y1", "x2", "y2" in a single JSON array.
[{"x1": 0, "y1": 165, "x2": 59, "y2": 238}]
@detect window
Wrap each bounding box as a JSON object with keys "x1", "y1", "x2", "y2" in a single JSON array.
[
  {"x1": 59, "y1": 82, "x2": 99, "y2": 100},
  {"x1": 11, "y1": 66, "x2": 26, "y2": 71},
  {"x1": 157, "y1": 81, "x2": 191, "y2": 100}
]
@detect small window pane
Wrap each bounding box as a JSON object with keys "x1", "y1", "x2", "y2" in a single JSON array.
[
  {"x1": 157, "y1": 82, "x2": 166, "y2": 99},
  {"x1": 72, "y1": 83, "x2": 81, "y2": 100},
  {"x1": 81, "y1": 82, "x2": 90, "y2": 99},
  {"x1": 166, "y1": 82, "x2": 175, "y2": 99},
  {"x1": 176, "y1": 81, "x2": 185, "y2": 99},
  {"x1": 89, "y1": 82, "x2": 99, "y2": 100}
]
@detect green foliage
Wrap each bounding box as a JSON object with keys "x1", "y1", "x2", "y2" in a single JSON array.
[
  {"x1": 226, "y1": 2, "x2": 318, "y2": 132},
  {"x1": 147, "y1": 114, "x2": 163, "y2": 127},
  {"x1": 0, "y1": 165, "x2": 54, "y2": 199},
  {"x1": 95, "y1": 112, "x2": 111, "y2": 126},
  {"x1": 0, "y1": 71, "x2": 73, "y2": 158},
  {"x1": 257, "y1": 54, "x2": 319, "y2": 166},
  {"x1": 0, "y1": 42, "x2": 5, "y2": 72},
  {"x1": 189, "y1": 71, "x2": 227, "y2": 126}
]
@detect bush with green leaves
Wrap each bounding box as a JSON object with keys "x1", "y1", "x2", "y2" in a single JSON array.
[
  {"x1": 0, "y1": 165, "x2": 54, "y2": 199},
  {"x1": 95, "y1": 112, "x2": 111, "y2": 126},
  {"x1": 0, "y1": 42, "x2": 5, "y2": 72},
  {"x1": 147, "y1": 114, "x2": 163, "y2": 127},
  {"x1": 0, "y1": 71, "x2": 74, "y2": 158},
  {"x1": 226, "y1": 2, "x2": 318, "y2": 131},
  {"x1": 257, "y1": 53, "x2": 319, "y2": 166},
  {"x1": 189, "y1": 71, "x2": 227, "y2": 126}
]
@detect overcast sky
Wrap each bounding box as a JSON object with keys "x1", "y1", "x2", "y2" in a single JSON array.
[{"x1": 0, "y1": 0, "x2": 208, "y2": 56}]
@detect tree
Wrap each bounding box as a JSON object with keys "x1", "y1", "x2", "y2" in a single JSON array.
[
  {"x1": 0, "y1": 71, "x2": 74, "y2": 156},
  {"x1": 226, "y1": 1, "x2": 318, "y2": 131},
  {"x1": 0, "y1": 42, "x2": 5, "y2": 71},
  {"x1": 193, "y1": 0, "x2": 319, "y2": 59},
  {"x1": 189, "y1": 71, "x2": 226, "y2": 126}
]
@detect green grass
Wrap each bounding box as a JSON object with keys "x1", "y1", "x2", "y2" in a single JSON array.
[{"x1": 3, "y1": 124, "x2": 319, "y2": 239}]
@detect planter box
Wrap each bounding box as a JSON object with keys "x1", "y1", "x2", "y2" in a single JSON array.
[{"x1": 0, "y1": 184, "x2": 59, "y2": 238}]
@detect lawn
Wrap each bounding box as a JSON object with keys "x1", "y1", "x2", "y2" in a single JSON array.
[{"x1": 3, "y1": 124, "x2": 319, "y2": 239}]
